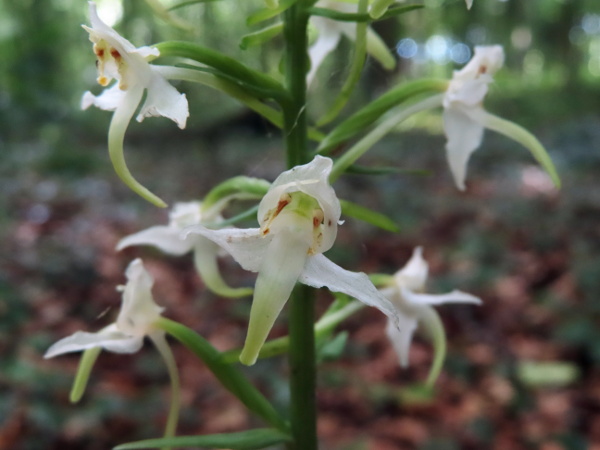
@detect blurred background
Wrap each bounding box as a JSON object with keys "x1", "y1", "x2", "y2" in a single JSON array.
[{"x1": 1, "y1": 0, "x2": 600, "y2": 448}]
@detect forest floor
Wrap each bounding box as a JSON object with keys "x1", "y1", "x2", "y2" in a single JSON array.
[{"x1": 1, "y1": 115, "x2": 600, "y2": 449}]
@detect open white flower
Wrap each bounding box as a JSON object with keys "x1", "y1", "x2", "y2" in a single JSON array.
[
  {"x1": 308, "y1": 0, "x2": 395, "y2": 84},
  {"x1": 81, "y1": 2, "x2": 189, "y2": 207},
  {"x1": 186, "y1": 156, "x2": 398, "y2": 365},
  {"x1": 443, "y1": 45, "x2": 504, "y2": 190},
  {"x1": 45, "y1": 259, "x2": 165, "y2": 357},
  {"x1": 45, "y1": 258, "x2": 181, "y2": 438},
  {"x1": 117, "y1": 201, "x2": 253, "y2": 298},
  {"x1": 381, "y1": 247, "x2": 480, "y2": 380}
]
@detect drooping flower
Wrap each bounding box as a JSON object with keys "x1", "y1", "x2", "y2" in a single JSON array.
[
  {"x1": 442, "y1": 45, "x2": 505, "y2": 190},
  {"x1": 308, "y1": 0, "x2": 395, "y2": 84},
  {"x1": 82, "y1": 2, "x2": 189, "y2": 207},
  {"x1": 117, "y1": 201, "x2": 253, "y2": 298},
  {"x1": 45, "y1": 259, "x2": 181, "y2": 437},
  {"x1": 380, "y1": 247, "x2": 480, "y2": 383},
  {"x1": 45, "y1": 259, "x2": 165, "y2": 357},
  {"x1": 186, "y1": 156, "x2": 398, "y2": 365}
]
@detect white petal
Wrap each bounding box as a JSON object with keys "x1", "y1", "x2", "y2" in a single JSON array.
[
  {"x1": 117, "y1": 226, "x2": 194, "y2": 255},
  {"x1": 307, "y1": 28, "x2": 342, "y2": 84},
  {"x1": 301, "y1": 254, "x2": 398, "y2": 324},
  {"x1": 240, "y1": 230, "x2": 310, "y2": 365},
  {"x1": 443, "y1": 106, "x2": 485, "y2": 190},
  {"x1": 307, "y1": 18, "x2": 343, "y2": 84},
  {"x1": 137, "y1": 71, "x2": 189, "y2": 129},
  {"x1": 86, "y1": 3, "x2": 141, "y2": 58},
  {"x1": 184, "y1": 226, "x2": 267, "y2": 272},
  {"x1": 44, "y1": 324, "x2": 143, "y2": 358},
  {"x1": 258, "y1": 156, "x2": 340, "y2": 253},
  {"x1": 465, "y1": 0, "x2": 473, "y2": 9},
  {"x1": 385, "y1": 316, "x2": 418, "y2": 367},
  {"x1": 400, "y1": 286, "x2": 481, "y2": 306},
  {"x1": 116, "y1": 259, "x2": 164, "y2": 336},
  {"x1": 394, "y1": 247, "x2": 428, "y2": 291},
  {"x1": 81, "y1": 84, "x2": 126, "y2": 112}
]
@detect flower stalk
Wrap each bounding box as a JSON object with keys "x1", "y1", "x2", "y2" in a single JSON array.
[{"x1": 282, "y1": 2, "x2": 317, "y2": 448}]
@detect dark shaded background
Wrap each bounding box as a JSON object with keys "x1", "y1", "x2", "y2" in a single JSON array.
[{"x1": 1, "y1": 0, "x2": 600, "y2": 448}]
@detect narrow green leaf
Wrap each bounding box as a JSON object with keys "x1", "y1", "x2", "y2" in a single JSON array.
[
  {"x1": 247, "y1": 0, "x2": 296, "y2": 26},
  {"x1": 345, "y1": 164, "x2": 430, "y2": 176},
  {"x1": 340, "y1": 199, "x2": 399, "y2": 232},
  {"x1": 114, "y1": 428, "x2": 292, "y2": 450},
  {"x1": 329, "y1": 94, "x2": 445, "y2": 181},
  {"x1": 156, "y1": 318, "x2": 289, "y2": 432},
  {"x1": 317, "y1": 79, "x2": 448, "y2": 154},
  {"x1": 154, "y1": 41, "x2": 287, "y2": 102},
  {"x1": 308, "y1": 4, "x2": 422, "y2": 22},
  {"x1": 240, "y1": 23, "x2": 284, "y2": 50},
  {"x1": 378, "y1": 4, "x2": 424, "y2": 21},
  {"x1": 168, "y1": 0, "x2": 222, "y2": 11},
  {"x1": 202, "y1": 176, "x2": 270, "y2": 211}
]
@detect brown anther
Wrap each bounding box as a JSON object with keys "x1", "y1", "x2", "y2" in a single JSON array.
[
  {"x1": 328, "y1": 220, "x2": 332, "y2": 226},
  {"x1": 262, "y1": 228, "x2": 270, "y2": 236},
  {"x1": 275, "y1": 198, "x2": 290, "y2": 217},
  {"x1": 313, "y1": 216, "x2": 321, "y2": 228},
  {"x1": 478, "y1": 65, "x2": 488, "y2": 75},
  {"x1": 110, "y1": 48, "x2": 122, "y2": 60}
]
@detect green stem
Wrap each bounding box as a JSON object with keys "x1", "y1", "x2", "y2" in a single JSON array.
[
  {"x1": 288, "y1": 285, "x2": 317, "y2": 450},
  {"x1": 156, "y1": 318, "x2": 288, "y2": 432},
  {"x1": 282, "y1": 2, "x2": 317, "y2": 449},
  {"x1": 221, "y1": 300, "x2": 365, "y2": 363}
]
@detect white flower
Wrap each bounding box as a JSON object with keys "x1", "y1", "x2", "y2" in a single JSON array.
[
  {"x1": 45, "y1": 259, "x2": 182, "y2": 438},
  {"x1": 308, "y1": 0, "x2": 395, "y2": 84},
  {"x1": 186, "y1": 156, "x2": 398, "y2": 365},
  {"x1": 443, "y1": 45, "x2": 504, "y2": 190},
  {"x1": 81, "y1": 2, "x2": 189, "y2": 207},
  {"x1": 117, "y1": 202, "x2": 253, "y2": 298},
  {"x1": 381, "y1": 247, "x2": 481, "y2": 370},
  {"x1": 45, "y1": 259, "x2": 164, "y2": 357}
]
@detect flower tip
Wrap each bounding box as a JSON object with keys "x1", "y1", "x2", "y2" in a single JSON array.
[{"x1": 239, "y1": 350, "x2": 258, "y2": 366}]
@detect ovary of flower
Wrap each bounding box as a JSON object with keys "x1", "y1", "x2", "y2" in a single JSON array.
[
  {"x1": 381, "y1": 247, "x2": 481, "y2": 371},
  {"x1": 185, "y1": 156, "x2": 399, "y2": 366},
  {"x1": 442, "y1": 45, "x2": 504, "y2": 191},
  {"x1": 44, "y1": 259, "x2": 164, "y2": 358},
  {"x1": 117, "y1": 202, "x2": 253, "y2": 298},
  {"x1": 81, "y1": 2, "x2": 189, "y2": 207},
  {"x1": 308, "y1": 0, "x2": 395, "y2": 84}
]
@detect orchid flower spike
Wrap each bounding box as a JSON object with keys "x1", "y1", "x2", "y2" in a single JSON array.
[
  {"x1": 117, "y1": 201, "x2": 253, "y2": 298},
  {"x1": 82, "y1": 2, "x2": 189, "y2": 207},
  {"x1": 45, "y1": 259, "x2": 181, "y2": 437},
  {"x1": 186, "y1": 156, "x2": 399, "y2": 365},
  {"x1": 380, "y1": 247, "x2": 481, "y2": 385},
  {"x1": 308, "y1": 0, "x2": 395, "y2": 84}
]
